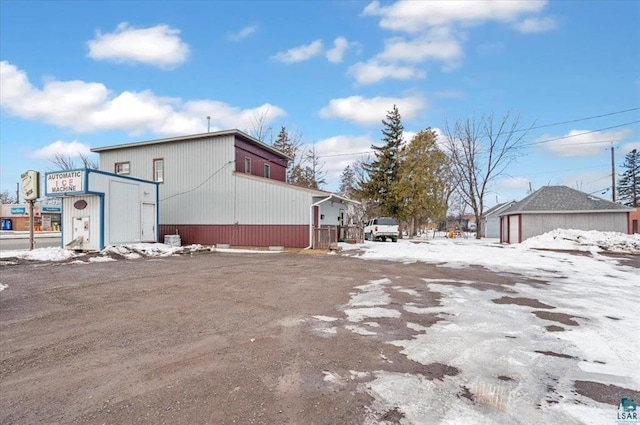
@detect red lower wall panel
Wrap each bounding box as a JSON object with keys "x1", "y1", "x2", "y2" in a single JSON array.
[{"x1": 160, "y1": 224, "x2": 309, "y2": 248}]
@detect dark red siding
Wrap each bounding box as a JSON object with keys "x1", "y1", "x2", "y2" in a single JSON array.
[
  {"x1": 234, "y1": 138, "x2": 287, "y2": 182},
  {"x1": 160, "y1": 224, "x2": 309, "y2": 248}
]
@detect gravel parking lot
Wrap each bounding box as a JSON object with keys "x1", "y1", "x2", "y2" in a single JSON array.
[{"x1": 1, "y1": 247, "x2": 638, "y2": 424}]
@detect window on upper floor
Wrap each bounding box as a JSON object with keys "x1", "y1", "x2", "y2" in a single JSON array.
[
  {"x1": 153, "y1": 158, "x2": 164, "y2": 183},
  {"x1": 115, "y1": 162, "x2": 130, "y2": 175},
  {"x1": 264, "y1": 163, "x2": 270, "y2": 178},
  {"x1": 244, "y1": 157, "x2": 251, "y2": 174}
]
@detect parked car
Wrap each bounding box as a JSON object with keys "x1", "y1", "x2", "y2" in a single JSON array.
[{"x1": 364, "y1": 217, "x2": 399, "y2": 242}]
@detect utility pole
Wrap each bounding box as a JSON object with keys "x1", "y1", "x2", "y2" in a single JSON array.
[
  {"x1": 207, "y1": 116, "x2": 211, "y2": 133},
  {"x1": 15, "y1": 182, "x2": 19, "y2": 204},
  {"x1": 611, "y1": 144, "x2": 616, "y2": 202}
]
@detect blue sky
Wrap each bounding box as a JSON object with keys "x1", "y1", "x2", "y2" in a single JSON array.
[{"x1": 1, "y1": 0, "x2": 639, "y2": 207}]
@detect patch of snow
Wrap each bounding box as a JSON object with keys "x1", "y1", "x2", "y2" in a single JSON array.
[
  {"x1": 88, "y1": 256, "x2": 116, "y2": 263},
  {"x1": 521, "y1": 229, "x2": 640, "y2": 253},
  {"x1": 344, "y1": 307, "x2": 401, "y2": 322},
  {"x1": 323, "y1": 370, "x2": 342, "y2": 383},
  {"x1": 349, "y1": 278, "x2": 392, "y2": 307},
  {"x1": 312, "y1": 315, "x2": 338, "y2": 322},
  {"x1": 0, "y1": 283, "x2": 7, "y2": 291},
  {"x1": 0, "y1": 247, "x2": 80, "y2": 261},
  {"x1": 345, "y1": 324, "x2": 377, "y2": 336}
]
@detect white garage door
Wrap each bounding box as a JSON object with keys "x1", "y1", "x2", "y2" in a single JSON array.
[{"x1": 508, "y1": 215, "x2": 520, "y2": 243}]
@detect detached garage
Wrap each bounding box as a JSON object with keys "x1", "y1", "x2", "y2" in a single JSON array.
[
  {"x1": 45, "y1": 169, "x2": 159, "y2": 251},
  {"x1": 499, "y1": 186, "x2": 633, "y2": 244}
]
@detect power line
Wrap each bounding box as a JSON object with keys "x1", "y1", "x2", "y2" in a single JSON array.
[
  {"x1": 521, "y1": 107, "x2": 639, "y2": 132},
  {"x1": 161, "y1": 160, "x2": 234, "y2": 202},
  {"x1": 522, "y1": 121, "x2": 639, "y2": 147}
]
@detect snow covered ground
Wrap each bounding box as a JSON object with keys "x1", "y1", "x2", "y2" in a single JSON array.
[{"x1": 330, "y1": 230, "x2": 640, "y2": 424}]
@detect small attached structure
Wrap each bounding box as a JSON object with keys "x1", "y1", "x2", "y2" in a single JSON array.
[
  {"x1": 481, "y1": 201, "x2": 515, "y2": 238},
  {"x1": 499, "y1": 186, "x2": 633, "y2": 244},
  {"x1": 45, "y1": 169, "x2": 159, "y2": 250}
]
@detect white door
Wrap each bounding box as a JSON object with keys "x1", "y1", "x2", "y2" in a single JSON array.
[
  {"x1": 508, "y1": 215, "x2": 519, "y2": 244},
  {"x1": 141, "y1": 203, "x2": 156, "y2": 242}
]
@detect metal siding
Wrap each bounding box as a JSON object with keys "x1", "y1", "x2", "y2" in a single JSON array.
[
  {"x1": 62, "y1": 195, "x2": 101, "y2": 251},
  {"x1": 317, "y1": 201, "x2": 345, "y2": 226},
  {"x1": 160, "y1": 224, "x2": 309, "y2": 247},
  {"x1": 485, "y1": 217, "x2": 500, "y2": 238},
  {"x1": 99, "y1": 135, "x2": 236, "y2": 225},
  {"x1": 108, "y1": 180, "x2": 141, "y2": 244},
  {"x1": 521, "y1": 212, "x2": 629, "y2": 241},
  {"x1": 234, "y1": 175, "x2": 311, "y2": 224}
]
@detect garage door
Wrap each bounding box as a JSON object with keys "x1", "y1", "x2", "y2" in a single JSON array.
[{"x1": 508, "y1": 215, "x2": 520, "y2": 243}]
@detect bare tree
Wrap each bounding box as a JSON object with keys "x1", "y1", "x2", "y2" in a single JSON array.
[
  {"x1": 0, "y1": 190, "x2": 17, "y2": 204},
  {"x1": 442, "y1": 111, "x2": 531, "y2": 239},
  {"x1": 246, "y1": 109, "x2": 272, "y2": 143},
  {"x1": 50, "y1": 153, "x2": 99, "y2": 170}
]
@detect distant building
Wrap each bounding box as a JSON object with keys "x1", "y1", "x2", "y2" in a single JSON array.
[
  {"x1": 481, "y1": 201, "x2": 515, "y2": 239},
  {"x1": 499, "y1": 186, "x2": 633, "y2": 243},
  {"x1": 92, "y1": 130, "x2": 357, "y2": 248},
  {"x1": 0, "y1": 203, "x2": 61, "y2": 232}
]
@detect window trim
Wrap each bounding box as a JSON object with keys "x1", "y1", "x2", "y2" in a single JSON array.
[
  {"x1": 244, "y1": 157, "x2": 251, "y2": 174},
  {"x1": 263, "y1": 163, "x2": 270, "y2": 178},
  {"x1": 115, "y1": 162, "x2": 130, "y2": 175},
  {"x1": 153, "y1": 158, "x2": 164, "y2": 183}
]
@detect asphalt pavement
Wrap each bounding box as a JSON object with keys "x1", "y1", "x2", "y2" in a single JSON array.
[{"x1": 0, "y1": 232, "x2": 62, "y2": 251}]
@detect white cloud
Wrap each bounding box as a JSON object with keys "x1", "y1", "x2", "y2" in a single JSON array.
[
  {"x1": 87, "y1": 23, "x2": 189, "y2": 69},
  {"x1": 0, "y1": 61, "x2": 286, "y2": 136},
  {"x1": 314, "y1": 134, "x2": 378, "y2": 189},
  {"x1": 363, "y1": 0, "x2": 547, "y2": 33},
  {"x1": 377, "y1": 28, "x2": 463, "y2": 67},
  {"x1": 357, "y1": 0, "x2": 553, "y2": 84},
  {"x1": 621, "y1": 142, "x2": 640, "y2": 154},
  {"x1": 513, "y1": 16, "x2": 558, "y2": 34},
  {"x1": 319, "y1": 95, "x2": 426, "y2": 126},
  {"x1": 537, "y1": 128, "x2": 632, "y2": 157},
  {"x1": 273, "y1": 40, "x2": 324, "y2": 64},
  {"x1": 496, "y1": 177, "x2": 531, "y2": 190},
  {"x1": 348, "y1": 60, "x2": 426, "y2": 85},
  {"x1": 326, "y1": 37, "x2": 353, "y2": 63},
  {"x1": 32, "y1": 140, "x2": 93, "y2": 159},
  {"x1": 228, "y1": 25, "x2": 258, "y2": 41}
]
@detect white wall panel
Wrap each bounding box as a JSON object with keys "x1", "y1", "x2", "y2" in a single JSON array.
[
  {"x1": 62, "y1": 195, "x2": 101, "y2": 251},
  {"x1": 99, "y1": 135, "x2": 235, "y2": 224}
]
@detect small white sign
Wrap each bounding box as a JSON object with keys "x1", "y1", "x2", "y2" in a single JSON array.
[
  {"x1": 47, "y1": 171, "x2": 85, "y2": 194},
  {"x1": 21, "y1": 170, "x2": 40, "y2": 200}
]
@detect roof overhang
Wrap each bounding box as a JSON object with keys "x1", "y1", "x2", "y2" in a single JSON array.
[
  {"x1": 91, "y1": 129, "x2": 290, "y2": 160},
  {"x1": 499, "y1": 208, "x2": 633, "y2": 216}
]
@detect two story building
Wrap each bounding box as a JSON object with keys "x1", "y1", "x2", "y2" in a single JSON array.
[{"x1": 92, "y1": 129, "x2": 356, "y2": 248}]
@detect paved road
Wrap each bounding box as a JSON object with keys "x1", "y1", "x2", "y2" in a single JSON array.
[{"x1": 0, "y1": 236, "x2": 61, "y2": 251}]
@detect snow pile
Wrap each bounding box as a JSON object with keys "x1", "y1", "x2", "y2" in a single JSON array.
[
  {"x1": 0, "y1": 247, "x2": 80, "y2": 261},
  {"x1": 520, "y1": 228, "x2": 640, "y2": 253}
]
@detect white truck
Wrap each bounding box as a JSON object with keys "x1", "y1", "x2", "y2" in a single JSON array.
[{"x1": 364, "y1": 217, "x2": 399, "y2": 242}]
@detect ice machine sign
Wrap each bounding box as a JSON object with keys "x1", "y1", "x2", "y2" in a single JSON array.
[{"x1": 47, "y1": 171, "x2": 84, "y2": 194}]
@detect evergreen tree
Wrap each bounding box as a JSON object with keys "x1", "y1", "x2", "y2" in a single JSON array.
[
  {"x1": 360, "y1": 105, "x2": 405, "y2": 217},
  {"x1": 618, "y1": 148, "x2": 639, "y2": 207},
  {"x1": 272, "y1": 126, "x2": 302, "y2": 182},
  {"x1": 338, "y1": 165, "x2": 356, "y2": 198},
  {"x1": 394, "y1": 128, "x2": 452, "y2": 235}
]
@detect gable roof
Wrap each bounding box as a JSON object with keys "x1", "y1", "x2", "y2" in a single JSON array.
[
  {"x1": 499, "y1": 186, "x2": 632, "y2": 215},
  {"x1": 483, "y1": 201, "x2": 516, "y2": 218},
  {"x1": 91, "y1": 129, "x2": 290, "y2": 160}
]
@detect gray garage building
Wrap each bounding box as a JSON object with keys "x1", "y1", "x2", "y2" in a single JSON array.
[{"x1": 499, "y1": 186, "x2": 633, "y2": 244}]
